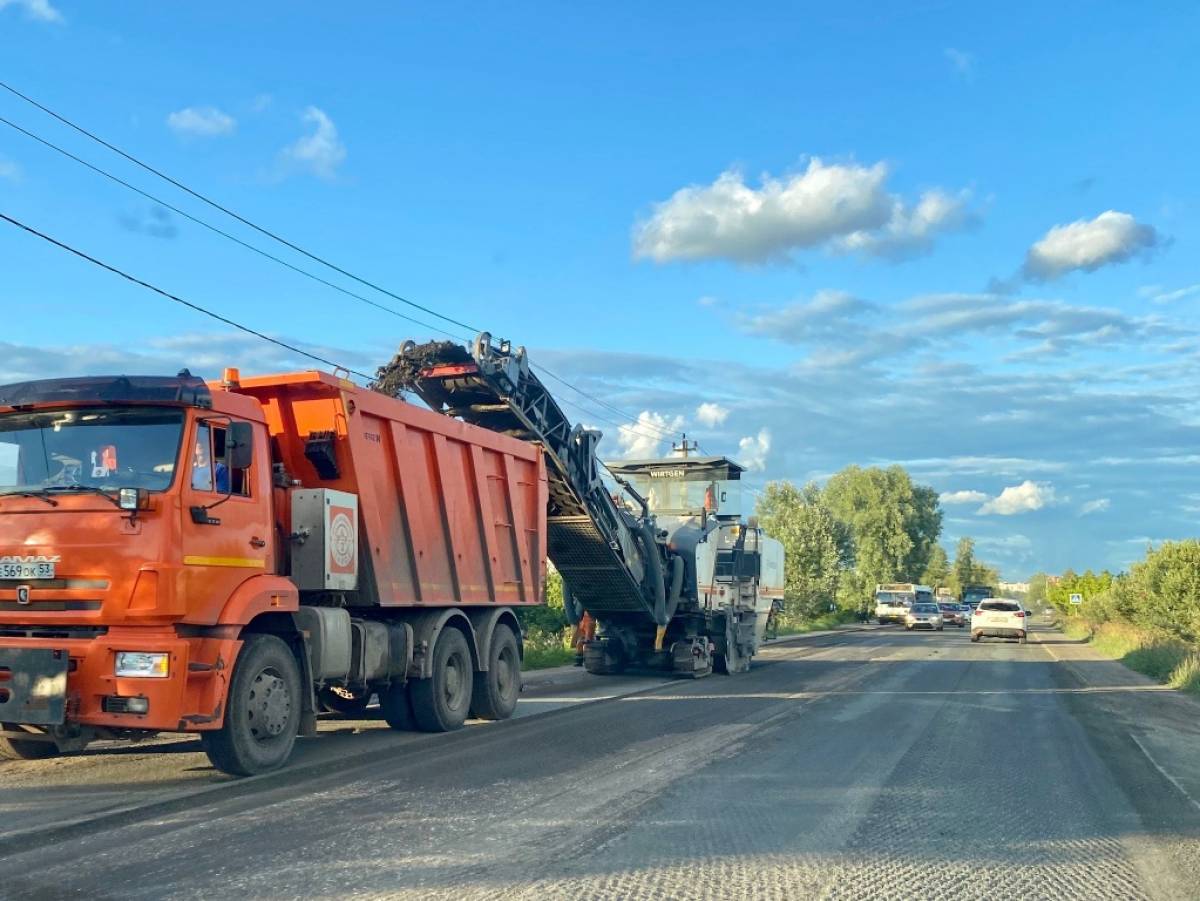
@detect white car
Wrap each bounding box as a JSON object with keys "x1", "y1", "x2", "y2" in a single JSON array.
[
  {"x1": 970, "y1": 599, "x2": 1028, "y2": 644},
  {"x1": 905, "y1": 602, "x2": 944, "y2": 631}
]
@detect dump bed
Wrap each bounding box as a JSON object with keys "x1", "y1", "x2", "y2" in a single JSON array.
[{"x1": 237, "y1": 371, "x2": 547, "y2": 608}]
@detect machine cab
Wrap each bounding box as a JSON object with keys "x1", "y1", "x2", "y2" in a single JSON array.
[{"x1": 604, "y1": 456, "x2": 745, "y2": 521}]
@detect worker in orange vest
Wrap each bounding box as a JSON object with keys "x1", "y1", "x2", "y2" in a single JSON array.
[{"x1": 571, "y1": 611, "x2": 596, "y2": 666}]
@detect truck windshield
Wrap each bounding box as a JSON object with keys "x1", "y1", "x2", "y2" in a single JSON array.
[{"x1": 0, "y1": 407, "x2": 185, "y2": 495}]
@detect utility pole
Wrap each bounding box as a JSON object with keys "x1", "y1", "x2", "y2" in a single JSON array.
[{"x1": 671, "y1": 434, "x2": 698, "y2": 458}]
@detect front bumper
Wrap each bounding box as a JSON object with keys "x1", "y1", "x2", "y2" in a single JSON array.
[
  {"x1": 907, "y1": 620, "x2": 940, "y2": 630},
  {"x1": 0, "y1": 628, "x2": 240, "y2": 733}
]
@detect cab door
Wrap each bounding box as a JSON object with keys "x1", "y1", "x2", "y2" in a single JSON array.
[{"x1": 179, "y1": 417, "x2": 273, "y2": 622}]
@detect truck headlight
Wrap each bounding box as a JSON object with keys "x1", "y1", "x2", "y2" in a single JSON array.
[{"x1": 115, "y1": 652, "x2": 169, "y2": 678}]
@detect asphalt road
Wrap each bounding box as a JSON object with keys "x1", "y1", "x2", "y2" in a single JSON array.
[{"x1": 3, "y1": 624, "x2": 1200, "y2": 900}]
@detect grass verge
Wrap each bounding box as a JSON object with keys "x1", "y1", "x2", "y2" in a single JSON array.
[
  {"x1": 1065, "y1": 620, "x2": 1200, "y2": 697},
  {"x1": 773, "y1": 609, "x2": 858, "y2": 637},
  {"x1": 521, "y1": 629, "x2": 575, "y2": 671}
]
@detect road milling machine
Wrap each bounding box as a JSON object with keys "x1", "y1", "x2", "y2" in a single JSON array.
[{"x1": 375, "y1": 334, "x2": 785, "y2": 677}]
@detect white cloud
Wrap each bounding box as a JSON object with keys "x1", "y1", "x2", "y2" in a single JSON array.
[
  {"x1": 0, "y1": 332, "x2": 385, "y2": 385},
  {"x1": 0, "y1": 0, "x2": 63, "y2": 23},
  {"x1": 977, "y1": 480, "x2": 1056, "y2": 516},
  {"x1": 1144, "y1": 283, "x2": 1200, "y2": 305},
  {"x1": 282, "y1": 106, "x2": 346, "y2": 180},
  {"x1": 633, "y1": 158, "x2": 972, "y2": 265},
  {"x1": 1023, "y1": 211, "x2": 1159, "y2": 281},
  {"x1": 944, "y1": 48, "x2": 974, "y2": 78},
  {"x1": 616, "y1": 410, "x2": 683, "y2": 459},
  {"x1": 739, "y1": 289, "x2": 876, "y2": 344},
  {"x1": 696, "y1": 295, "x2": 719, "y2": 308},
  {"x1": 737, "y1": 428, "x2": 771, "y2": 472},
  {"x1": 836, "y1": 189, "x2": 975, "y2": 260},
  {"x1": 939, "y1": 489, "x2": 988, "y2": 505},
  {"x1": 166, "y1": 106, "x2": 236, "y2": 137},
  {"x1": 695, "y1": 402, "x2": 729, "y2": 427},
  {"x1": 975, "y1": 534, "x2": 1032, "y2": 552},
  {"x1": 0, "y1": 157, "x2": 20, "y2": 181},
  {"x1": 1079, "y1": 498, "x2": 1111, "y2": 516}
]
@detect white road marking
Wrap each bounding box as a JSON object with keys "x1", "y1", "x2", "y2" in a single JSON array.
[{"x1": 1128, "y1": 731, "x2": 1200, "y2": 814}]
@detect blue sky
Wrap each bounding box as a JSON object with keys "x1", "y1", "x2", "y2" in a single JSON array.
[{"x1": 2, "y1": 1, "x2": 1199, "y2": 578}]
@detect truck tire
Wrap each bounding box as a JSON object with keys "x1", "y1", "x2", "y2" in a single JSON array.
[
  {"x1": 470, "y1": 624, "x2": 520, "y2": 721},
  {"x1": 200, "y1": 634, "x2": 301, "y2": 777},
  {"x1": 411, "y1": 628, "x2": 473, "y2": 732},
  {"x1": 0, "y1": 726, "x2": 61, "y2": 761},
  {"x1": 714, "y1": 616, "x2": 749, "y2": 675},
  {"x1": 380, "y1": 680, "x2": 417, "y2": 730}
]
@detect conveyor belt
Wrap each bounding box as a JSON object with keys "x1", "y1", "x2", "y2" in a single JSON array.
[{"x1": 374, "y1": 335, "x2": 657, "y2": 621}]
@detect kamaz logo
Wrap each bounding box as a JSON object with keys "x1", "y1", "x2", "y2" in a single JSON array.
[{"x1": 0, "y1": 555, "x2": 61, "y2": 564}]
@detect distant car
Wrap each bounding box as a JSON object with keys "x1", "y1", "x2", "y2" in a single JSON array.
[
  {"x1": 938, "y1": 602, "x2": 965, "y2": 627},
  {"x1": 905, "y1": 602, "x2": 944, "y2": 631},
  {"x1": 970, "y1": 599, "x2": 1028, "y2": 644}
]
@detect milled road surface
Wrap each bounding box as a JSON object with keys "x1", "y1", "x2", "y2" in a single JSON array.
[{"x1": 3, "y1": 624, "x2": 1200, "y2": 900}]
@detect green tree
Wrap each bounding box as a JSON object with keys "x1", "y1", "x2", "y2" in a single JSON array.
[
  {"x1": 757, "y1": 481, "x2": 851, "y2": 619},
  {"x1": 952, "y1": 537, "x2": 978, "y2": 593},
  {"x1": 1046, "y1": 569, "x2": 1114, "y2": 618},
  {"x1": 921, "y1": 544, "x2": 951, "y2": 589},
  {"x1": 1124, "y1": 540, "x2": 1200, "y2": 640},
  {"x1": 821, "y1": 465, "x2": 943, "y2": 589},
  {"x1": 1026, "y1": 572, "x2": 1048, "y2": 606}
]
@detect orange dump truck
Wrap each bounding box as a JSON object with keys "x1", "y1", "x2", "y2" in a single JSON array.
[{"x1": 0, "y1": 369, "x2": 546, "y2": 774}]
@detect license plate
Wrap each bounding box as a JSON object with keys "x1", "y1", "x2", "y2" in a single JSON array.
[{"x1": 0, "y1": 561, "x2": 54, "y2": 580}]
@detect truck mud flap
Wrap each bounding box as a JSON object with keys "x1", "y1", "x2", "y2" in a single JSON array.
[{"x1": 0, "y1": 647, "x2": 69, "y2": 725}]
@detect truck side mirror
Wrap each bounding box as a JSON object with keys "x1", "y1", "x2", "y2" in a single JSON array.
[{"x1": 227, "y1": 422, "x2": 254, "y2": 470}]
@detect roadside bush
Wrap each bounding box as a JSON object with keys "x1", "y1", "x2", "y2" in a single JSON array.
[
  {"x1": 1069, "y1": 620, "x2": 1200, "y2": 698},
  {"x1": 518, "y1": 568, "x2": 572, "y2": 670}
]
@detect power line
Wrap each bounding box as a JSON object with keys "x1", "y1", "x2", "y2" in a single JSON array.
[
  {"x1": 0, "y1": 211, "x2": 375, "y2": 381},
  {"x1": 0, "y1": 114, "x2": 469, "y2": 343},
  {"x1": 0, "y1": 79, "x2": 479, "y2": 336},
  {"x1": 533, "y1": 363, "x2": 683, "y2": 441},
  {"x1": 0, "y1": 82, "x2": 687, "y2": 442}
]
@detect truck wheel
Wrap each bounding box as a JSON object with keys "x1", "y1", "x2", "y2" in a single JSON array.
[
  {"x1": 0, "y1": 726, "x2": 61, "y2": 761},
  {"x1": 380, "y1": 680, "x2": 417, "y2": 730},
  {"x1": 319, "y1": 686, "x2": 372, "y2": 717},
  {"x1": 411, "y1": 628, "x2": 473, "y2": 732},
  {"x1": 470, "y1": 624, "x2": 521, "y2": 721},
  {"x1": 200, "y1": 634, "x2": 301, "y2": 777}
]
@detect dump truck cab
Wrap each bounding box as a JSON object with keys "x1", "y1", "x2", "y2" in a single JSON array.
[{"x1": 0, "y1": 371, "x2": 284, "y2": 757}]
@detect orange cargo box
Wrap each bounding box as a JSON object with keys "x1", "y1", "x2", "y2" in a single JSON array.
[{"x1": 238, "y1": 371, "x2": 547, "y2": 608}]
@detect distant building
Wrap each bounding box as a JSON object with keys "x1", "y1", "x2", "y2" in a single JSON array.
[{"x1": 999, "y1": 580, "x2": 1030, "y2": 594}]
